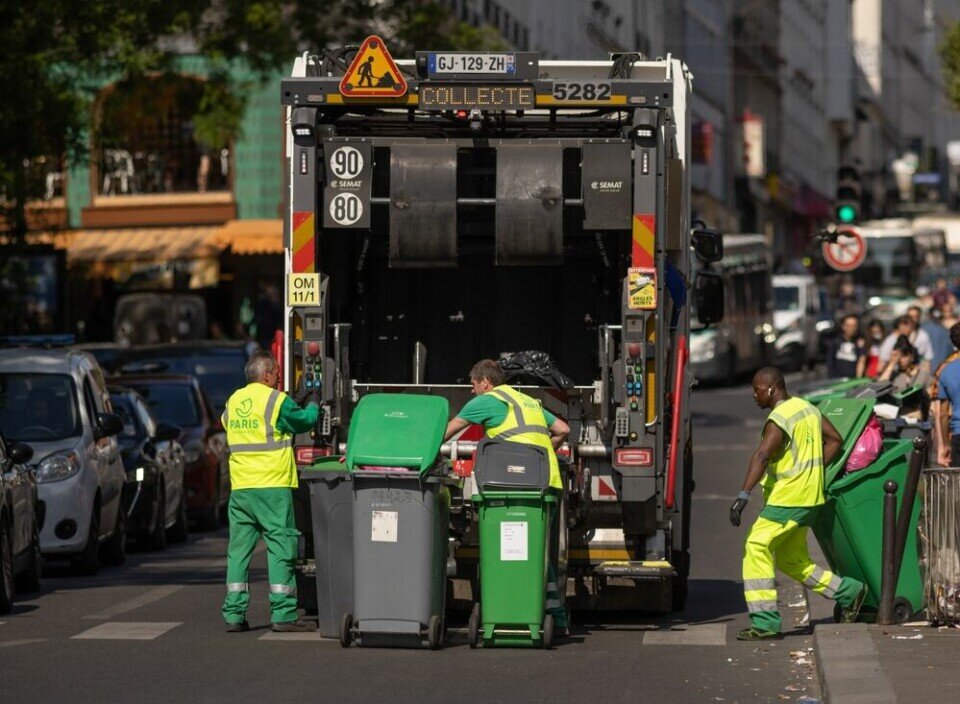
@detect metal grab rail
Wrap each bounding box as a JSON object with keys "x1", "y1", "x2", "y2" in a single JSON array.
[
  {"x1": 922, "y1": 466, "x2": 960, "y2": 624},
  {"x1": 665, "y1": 335, "x2": 688, "y2": 510}
]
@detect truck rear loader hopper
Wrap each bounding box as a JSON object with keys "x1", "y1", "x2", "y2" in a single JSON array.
[{"x1": 282, "y1": 45, "x2": 724, "y2": 614}]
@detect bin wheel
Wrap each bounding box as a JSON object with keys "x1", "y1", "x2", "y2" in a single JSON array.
[
  {"x1": 339, "y1": 613, "x2": 353, "y2": 648},
  {"x1": 542, "y1": 613, "x2": 554, "y2": 650},
  {"x1": 428, "y1": 614, "x2": 444, "y2": 650},
  {"x1": 893, "y1": 597, "x2": 914, "y2": 624},
  {"x1": 468, "y1": 603, "x2": 481, "y2": 649}
]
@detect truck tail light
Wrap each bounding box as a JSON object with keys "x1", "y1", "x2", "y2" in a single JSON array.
[
  {"x1": 296, "y1": 446, "x2": 333, "y2": 464},
  {"x1": 614, "y1": 448, "x2": 653, "y2": 466}
]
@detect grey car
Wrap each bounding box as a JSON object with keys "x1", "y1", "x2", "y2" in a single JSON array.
[
  {"x1": 0, "y1": 348, "x2": 126, "y2": 574},
  {"x1": 0, "y1": 435, "x2": 41, "y2": 613}
]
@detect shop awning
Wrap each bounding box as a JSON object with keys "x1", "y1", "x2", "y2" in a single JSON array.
[
  {"x1": 66, "y1": 226, "x2": 224, "y2": 262},
  {"x1": 212, "y1": 219, "x2": 283, "y2": 255}
]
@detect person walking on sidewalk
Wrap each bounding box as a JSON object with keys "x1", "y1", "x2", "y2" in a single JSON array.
[
  {"x1": 221, "y1": 351, "x2": 320, "y2": 633},
  {"x1": 730, "y1": 367, "x2": 867, "y2": 641},
  {"x1": 444, "y1": 359, "x2": 571, "y2": 634}
]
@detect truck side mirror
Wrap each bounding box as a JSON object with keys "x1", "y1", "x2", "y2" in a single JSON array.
[
  {"x1": 695, "y1": 272, "x2": 725, "y2": 325},
  {"x1": 95, "y1": 412, "x2": 124, "y2": 439},
  {"x1": 691, "y1": 225, "x2": 723, "y2": 264}
]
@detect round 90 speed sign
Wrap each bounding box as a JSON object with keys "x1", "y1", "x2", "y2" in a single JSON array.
[
  {"x1": 329, "y1": 192, "x2": 364, "y2": 226},
  {"x1": 328, "y1": 146, "x2": 364, "y2": 180}
]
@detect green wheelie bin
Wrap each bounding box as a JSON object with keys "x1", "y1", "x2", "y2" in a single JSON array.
[
  {"x1": 810, "y1": 398, "x2": 924, "y2": 622},
  {"x1": 468, "y1": 438, "x2": 557, "y2": 649}
]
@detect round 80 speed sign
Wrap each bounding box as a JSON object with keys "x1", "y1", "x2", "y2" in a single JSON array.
[
  {"x1": 329, "y1": 192, "x2": 364, "y2": 226},
  {"x1": 822, "y1": 226, "x2": 867, "y2": 272}
]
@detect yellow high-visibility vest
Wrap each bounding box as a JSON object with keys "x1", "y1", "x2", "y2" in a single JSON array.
[
  {"x1": 761, "y1": 396, "x2": 825, "y2": 507},
  {"x1": 484, "y1": 385, "x2": 562, "y2": 490},
  {"x1": 223, "y1": 383, "x2": 296, "y2": 490}
]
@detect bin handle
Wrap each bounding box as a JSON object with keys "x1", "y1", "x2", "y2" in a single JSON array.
[{"x1": 665, "y1": 335, "x2": 688, "y2": 511}]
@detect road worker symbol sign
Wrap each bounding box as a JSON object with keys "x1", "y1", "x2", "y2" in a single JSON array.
[
  {"x1": 339, "y1": 35, "x2": 408, "y2": 98},
  {"x1": 628, "y1": 267, "x2": 657, "y2": 310},
  {"x1": 821, "y1": 226, "x2": 867, "y2": 272}
]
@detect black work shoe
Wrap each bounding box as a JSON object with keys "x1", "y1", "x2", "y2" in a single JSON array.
[
  {"x1": 271, "y1": 619, "x2": 317, "y2": 633},
  {"x1": 841, "y1": 585, "x2": 868, "y2": 623},
  {"x1": 225, "y1": 620, "x2": 250, "y2": 633},
  {"x1": 736, "y1": 626, "x2": 782, "y2": 641}
]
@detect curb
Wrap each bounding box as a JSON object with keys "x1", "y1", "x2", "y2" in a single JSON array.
[{"x1": 813, "y1": 623, "x2": 895, "y2": 703}]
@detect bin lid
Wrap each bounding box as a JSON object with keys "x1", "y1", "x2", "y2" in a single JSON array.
[
  {"x1": 815, "y1": 398, "x2": 875, "y2": 485},
  {"x1": 345, "y1": 393, "x2": 449, "y2": 474},
  {"x1": 801, "y1": 377, "x2": 875, "y2": 402}
]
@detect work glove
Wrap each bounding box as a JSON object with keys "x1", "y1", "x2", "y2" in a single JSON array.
[
  {"x1": 308, "y1": 388, "x2": 320, "y2": 407},
  {"x1": 294, "y1": 385, "x2": 310, "y2": 406},
  {"x1": 729, "y1": 491, "x2": 750, "y2": 527}
]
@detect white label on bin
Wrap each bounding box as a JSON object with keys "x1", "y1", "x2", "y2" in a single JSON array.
[
  {"x1": 371, "y1": 510, "x2": 398, "y2": 543},
  {"x1": 500, "y1": 521, "x2": 528, "y2": 561}
]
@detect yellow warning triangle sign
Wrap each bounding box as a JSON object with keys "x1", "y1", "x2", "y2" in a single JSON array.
[{"x1": 339, "y1": 35, "x2": 408, "y2": 98}]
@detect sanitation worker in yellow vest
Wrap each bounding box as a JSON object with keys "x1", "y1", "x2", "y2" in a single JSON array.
[
  {"x1": 444, "y1": 359, "x2": 571, "y2": 633},
  {"x1": 731, "y1": 367, "x2": 867, "y2": 640},
  {"x1": 221, "y1": 351, "x2": 319, "y2": 633}
]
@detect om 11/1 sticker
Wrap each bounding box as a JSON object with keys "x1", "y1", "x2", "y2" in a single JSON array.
[{"x1": 628, "y1": 267, "x2": 657, "y2": 310}]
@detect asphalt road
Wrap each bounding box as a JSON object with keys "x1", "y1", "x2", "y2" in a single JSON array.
[{"x1": 1, "y1": 373, "x2": 831, "y2": 704}]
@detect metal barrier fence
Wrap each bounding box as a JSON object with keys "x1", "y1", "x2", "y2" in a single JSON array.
[{"x1": 922, "y1": 468, "x2": 960, "y2": 624}]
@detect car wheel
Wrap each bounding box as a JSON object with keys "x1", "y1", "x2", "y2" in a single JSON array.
[
  {"x1": 15, "y1": 519, "x2": 42, "y2": 593},
  {"x1": 168, "y1": 489, "x2": 189, "y2": 544},
  {"x1": 73, "y1": 509, "x2": 101, "y2": 576},
  {"x1": 201, "y1": 474, "x2": 221, "y2": 532},
  {"x1": 0, "y1": 521, "x2": 14, "y2": 614},
  {"x1": 147, "y1": 484, "x2": 167, "y2": 551},
  {"x1": 100, "y1": 506, "x2": 127, "y2": 566}
]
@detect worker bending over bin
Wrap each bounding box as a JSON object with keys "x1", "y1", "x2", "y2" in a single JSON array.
[
  {"x1": 731, "y1": 367, "x2": 867, "y2": 640},
  {"x1": 221, "y1": 351, "x2": 319, "y2": 633},
  {"x1": 445, "y1": 359, "x2": 571, "y2": 634}
]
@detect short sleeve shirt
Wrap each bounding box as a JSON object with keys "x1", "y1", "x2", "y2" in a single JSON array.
[
  {"x1": 456, "y1": 394, "x2": 557, "y2": 430},
  {"x1": 937, "y1": 359, "x2": 960, "y2": 432}
]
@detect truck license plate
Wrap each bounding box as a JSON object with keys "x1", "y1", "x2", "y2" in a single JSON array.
[{"x1": 429, "y1": 53, "x2": 515, "y2": 74}]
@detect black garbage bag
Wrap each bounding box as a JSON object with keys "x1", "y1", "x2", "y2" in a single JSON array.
[{"x1": 498, "y1": 351, "x2": 574, "y2": 390}]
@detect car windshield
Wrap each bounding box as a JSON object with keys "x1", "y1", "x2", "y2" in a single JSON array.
[
  {"x1": 774, "y1": 286, "x2": 800, "y2": 311},
  {"x1": 123, "y1": 352, "x2": 244, "y2": 413},
  {"x1": 128, "y1": 383, "x2": 201, "y2": 428},
  {"x1": 0, "y1": 373, "x2": 82, "y2": 442},
  {"x1": 108, "y1": 395, "x2": 143, "y2": 442}
]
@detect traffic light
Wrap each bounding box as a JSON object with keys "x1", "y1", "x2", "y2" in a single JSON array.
[{"x1": 835, "y1": 164, "x2": 862, "y2": 224}]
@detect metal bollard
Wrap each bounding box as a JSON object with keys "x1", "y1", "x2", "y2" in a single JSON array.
[
  {"x1": 878, "y1": 479, "x2": 899, "y2": 626},
  {"x1": 893, "y1": 436, "x2": 927, "y2": 580}
]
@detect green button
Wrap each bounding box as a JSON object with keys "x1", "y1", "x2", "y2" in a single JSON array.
[{"x1": 630, "y1": 402, "x2": 638, "y2": 411}]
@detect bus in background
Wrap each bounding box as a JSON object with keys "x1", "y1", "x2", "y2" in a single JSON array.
[
  {"x1": 912, "y1": 212, "x2": 960, "y2": 268},
  {"x1": 689, "y1": 234, "x2": 774, "y2": 383}
]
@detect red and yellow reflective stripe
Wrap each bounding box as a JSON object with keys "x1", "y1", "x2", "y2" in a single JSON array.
[
  {"x1": 632, "y1": 213, "x2": 655, "y2": 268},
  {"x1": 292, "y1": 211, "x2": 315, "y2": 273}
]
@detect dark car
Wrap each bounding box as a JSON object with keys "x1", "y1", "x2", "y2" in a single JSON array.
[
  {"x1": 108, "y1": 386, "x2": 188, "y2": 549},
  {"x1": 113, "y1": 374, "x2": 229, "y2": 530},
  {"x1": 0, "y1": 435, "x2": 41, "y2": 613},
  {"x1": 115, "y1": 341, "x2": 252, "y2": 417}
]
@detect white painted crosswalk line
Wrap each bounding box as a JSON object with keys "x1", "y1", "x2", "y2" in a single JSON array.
[
  {"x1": 642, "y1": 623, "x2": 727, "y2": 646},
  {"x1": 259, "y1": 631, "x2": 329, "y2": 642},
  {"x1": 83, "y1": 585, "x2": 183, "y2": 620},
  {"x1": 0, "y1": 638, "x2": 48, "y2": 648},
  {"x1": 72, "y1": 622, "x2": 182, "y2": 640}
]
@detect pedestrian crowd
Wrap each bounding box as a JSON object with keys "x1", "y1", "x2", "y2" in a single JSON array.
[{"x1": 823, "y1": 277, "x2": 960, "y2": 466}]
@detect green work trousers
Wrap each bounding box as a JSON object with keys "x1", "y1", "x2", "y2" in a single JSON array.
[{"x1": 222, "y1": 488, "x2": 300, "y2": 625}]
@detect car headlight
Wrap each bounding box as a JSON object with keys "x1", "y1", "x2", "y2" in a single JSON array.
[{"x1": 36, "y1": 450, "x2": 81, "y2": 483}]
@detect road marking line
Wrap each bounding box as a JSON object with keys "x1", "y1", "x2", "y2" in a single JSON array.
[
  {"x1": 692, "y1": 494, "x2": 736, "y2": 501},
  {"x1": 642, "y1": 623, "x2": 727, "y2": 646},
  {"x1": 0, "y1": 638, "x2": 48, "y2": 648},
  {"x1": 694, "y1": 444, "x2": 754, "y2": 451},
  {"x1": 259, "y1": 631, "x2": 329, "y2": 641},
  {"x1": 72, "y1": 622, "x2": 182, "y2": 640},
  {"x1": 142, "y1": 544, "x2": 263, "y2": 570},
  {"x1": 82, "y1": 585, "x2": 184, "y2": 620}
]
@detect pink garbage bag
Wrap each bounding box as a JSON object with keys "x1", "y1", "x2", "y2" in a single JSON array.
[{"x1": 845, "y1": 415, "x2": 883, "y2": 473}]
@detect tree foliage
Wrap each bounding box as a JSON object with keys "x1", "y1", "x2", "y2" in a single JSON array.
[{"x1": 941, "y1": 22, "x2": 960, "y2": 111}]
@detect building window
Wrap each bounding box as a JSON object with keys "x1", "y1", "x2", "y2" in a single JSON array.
[{"x1": 95, "y1": 75, "x2": 231, "y2": 198}]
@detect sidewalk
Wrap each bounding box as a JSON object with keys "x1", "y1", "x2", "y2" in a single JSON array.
[{"x1": 814, "y1": 622, "x2": 960, "y2": 703}]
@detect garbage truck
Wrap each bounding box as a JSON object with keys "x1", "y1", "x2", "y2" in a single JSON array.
[{"x1": 279, "y1": 39, "x2": 724, "y2": 614}]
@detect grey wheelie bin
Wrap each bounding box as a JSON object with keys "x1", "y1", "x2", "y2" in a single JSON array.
[
  {"x1": 299, "y1": 456, "x2": 354, "y2": 638},
  {"x1": 338, "y1": 393, "x2": 455, "y2": 649}
]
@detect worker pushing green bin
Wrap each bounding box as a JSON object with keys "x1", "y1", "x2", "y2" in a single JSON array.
[
  {"x1": 469, "y1": 439, "x2": 557, "y2": 648},
  {"x1": 810, "y1": 398, "x2": 924, "y2": 622}
]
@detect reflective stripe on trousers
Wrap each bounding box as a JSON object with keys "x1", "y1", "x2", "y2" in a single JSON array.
[
  {"x1": 270, "y1": 583, "x2": 296, "y2": 595},
  {"x1": 226, "y1": 582, "x2": 248, "y2": 593}
]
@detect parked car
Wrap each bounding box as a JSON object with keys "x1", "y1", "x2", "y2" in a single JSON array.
[
  {"x1": 0, "y1": 347, "x2": 126, "y2": 575},
  {"x1": 116, "y1": 341, "x2": 252, "y2": 416},
  {"x1": 108, "y1": 386, "x2": 189, "y2": 549},
  {"x1": 72, "y1": 342, "x2": 125, "y2": 375},
  {"x1": 114, "y1": 374, "x2": 229, "y2": 530},
  {"x1": 772, "y1": 274, "x2": 822, "y2": 371},
  {"x1": 0, "y1": 436, "x2": 42, "y2": 614}
]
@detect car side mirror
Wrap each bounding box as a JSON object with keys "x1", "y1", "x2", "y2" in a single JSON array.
[
  {"x1": 695, "y1": 271, "x2": 725, "y2": 326},
  {"x1": 691, "y1": 224, "x2": 723, "y2": 264},
  {"x1": 9, "y1": 442, "x2": 33, "y2": 465},
  {"x1": 154, "y1": 423, "x2": 182, "y2": 443},
  {"x1": 95, "y1": 412, "x2": 124, "y2": 439}
]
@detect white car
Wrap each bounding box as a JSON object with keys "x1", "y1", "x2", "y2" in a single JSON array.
[
  {"x1": 772, "y1": 274, "x2": 823, "y2": 371},
  {"x1": 0, "y1": 346, "x2": 126, "y2": 574}
]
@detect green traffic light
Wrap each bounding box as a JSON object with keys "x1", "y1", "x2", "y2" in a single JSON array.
[{"x1": 836, "y1": 204, "x2": 857, "y2": 223}]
